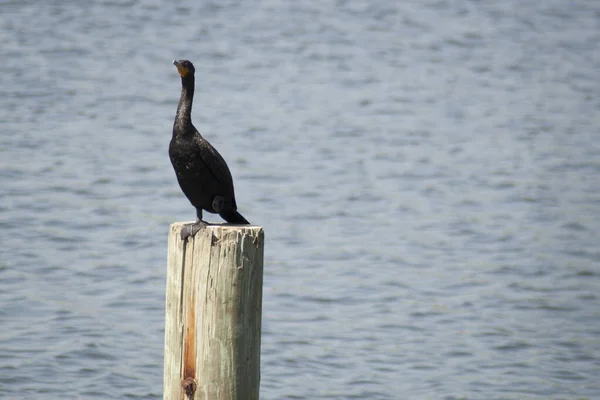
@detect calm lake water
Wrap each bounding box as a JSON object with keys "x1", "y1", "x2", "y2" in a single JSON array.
[{"x1": 1, "y1": 0, "x2": 599, "y2": 399}]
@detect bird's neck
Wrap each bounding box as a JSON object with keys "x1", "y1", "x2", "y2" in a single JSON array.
[{"x1": 174, "y1": 76, "x2": 195, "y2": 135}]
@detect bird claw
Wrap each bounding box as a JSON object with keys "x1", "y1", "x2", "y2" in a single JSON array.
[
  {"x1": 180, "y1": 220, "x2": 209, "y2": 241},
  {"x1": 212, "y1": 195, "x2": 225, "y2": 213}
]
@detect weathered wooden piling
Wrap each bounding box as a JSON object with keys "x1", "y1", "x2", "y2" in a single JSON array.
[{"x1": 164, "y1": 222, "x2": 264, "y2": 400}]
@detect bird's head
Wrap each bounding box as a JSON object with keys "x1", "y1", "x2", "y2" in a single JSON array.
[{"x1": 173, "y1": 59, "x2": 195, "y2": 78}]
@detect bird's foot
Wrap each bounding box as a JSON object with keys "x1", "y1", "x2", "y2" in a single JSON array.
[{"x1": 180, "y1": 220, "x2": 209, "y2": 241}]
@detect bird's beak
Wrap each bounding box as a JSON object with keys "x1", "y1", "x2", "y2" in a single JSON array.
[{"x1": 173, "y1": 60, "x2": 189, "y2": 77}]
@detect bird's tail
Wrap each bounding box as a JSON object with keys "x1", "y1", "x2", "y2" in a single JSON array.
[{"x1": 219, "y1": 210, "x2": 250, "y2": 225}]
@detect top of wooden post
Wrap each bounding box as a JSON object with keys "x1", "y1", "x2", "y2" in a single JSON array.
[
  {"x1": 169, "y1": 222, "x2": 263, "y2": 241},
  {"x1": 170, "y1": 222, "x2": 262, "y2": 230}
]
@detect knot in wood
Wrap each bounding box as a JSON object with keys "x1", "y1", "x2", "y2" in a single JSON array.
[{"x1": 181, "y1": 377, "x2": 197, "y2": 396}]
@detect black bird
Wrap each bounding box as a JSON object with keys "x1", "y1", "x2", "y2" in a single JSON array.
[{"x1": 169, "y1": 59, "x2": 250, "y2": 239}]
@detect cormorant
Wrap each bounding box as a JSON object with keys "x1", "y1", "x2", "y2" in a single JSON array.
[{"x1": 169, "y1": 59, "x2": 250, "y2": 239}]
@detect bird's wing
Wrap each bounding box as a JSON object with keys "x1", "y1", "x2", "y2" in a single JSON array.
[{"x1": 196, "y1": 136, "x2": 234, "y2": 185}]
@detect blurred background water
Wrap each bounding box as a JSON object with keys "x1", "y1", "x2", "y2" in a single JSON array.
[{"x1": 1, "y1": 0, "x2": 600, "y2": 399}]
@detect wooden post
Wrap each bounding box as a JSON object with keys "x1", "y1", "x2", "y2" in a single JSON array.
[{"x1": 164, "y1": 222, "x2": 264, "y2": 400}]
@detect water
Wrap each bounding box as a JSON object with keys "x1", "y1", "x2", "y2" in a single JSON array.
[{"x1": 1, "y1": 0, "x2": 599, "y2": 399}]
